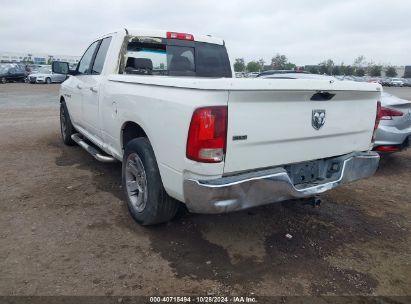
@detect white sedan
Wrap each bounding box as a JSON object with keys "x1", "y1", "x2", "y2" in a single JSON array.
[{"x1": 29, "y1": 67, "x2": 67, "y2": 84}]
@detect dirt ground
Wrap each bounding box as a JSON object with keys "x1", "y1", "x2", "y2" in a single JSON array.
[{"x1": 0, "y1": 83, "x2": 410, "y2": 297}]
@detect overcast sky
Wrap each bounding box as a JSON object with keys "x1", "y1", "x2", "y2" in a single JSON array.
[{"x1": 1, "y1": 0, "x2": 410, "y2": 66}]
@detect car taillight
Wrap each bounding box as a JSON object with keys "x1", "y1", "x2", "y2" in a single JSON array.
[
  {"x1": 380, "y1": 106, "x2": 403, "y2": 120},
  {"x1": 167, "y1": 32, "x2": 194, "y2": 41},
  {"x1": 374, "y1": 145, "x2": 401, "y2": 152},
  {"x1": 372, "y1": 101, "x2": 382, "y2": 143},
  {"x1": 186, "y1": 106, "x2": 227, "y2": 163}
]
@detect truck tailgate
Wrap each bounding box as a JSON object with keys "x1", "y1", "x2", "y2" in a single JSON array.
[{"x1": 224, "y1": 88, "x2": 380, "y2": 174}]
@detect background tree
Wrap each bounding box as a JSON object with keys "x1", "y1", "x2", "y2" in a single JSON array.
[
  {"x1": 47, "y1": 55, "x2": 54, "y2": 65},
  {"x1": 353, "y1": 55, "x2": 366, "y2": 68},
  {"x1": 332, "y1": 65, "x2": 341, "y2": 75},
  {"x1": 385, "y1": 66, "x2": 398, "y2": 77},
  {"x1": 319, "y1": 65, "x2": 327, "y2": 75},
  {"x1": 369, "y1": 65, "x2": 382, "y2": 77},
  {"x1": 283, "y1": 62, "x2": 297, "y2": 70},
  {"x1": 355, "y1": 68, "x2": 365, "y2": 77},
  {"x1": 353, "y1": 55, "x2": 366, "y2": 77},
  {"x1": 308, "y1": 66, "x2": 319, "y2": 74},
  {"x1": 271, "y1": 54, "x2": 288, "y2": 69},
  {"x1": 341, "y1": 65, "x2": 354, "y2": 76},
  {"x1": 234, "y1": 58, "x2": 246, "y2": 72},
  {"x1": 246, "y1": 61, "x2": 261, "y2": 73},
  {"x1": 258, "y1": 58, "x2": 265, "y2": 71},
  {"x1": 319, "y1": 59, "x2": 334, "y2": 75}
]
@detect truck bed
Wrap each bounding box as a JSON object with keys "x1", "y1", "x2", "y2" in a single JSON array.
[{"x1": 108, "y1": 75, "x2": 381, "y2": 174}]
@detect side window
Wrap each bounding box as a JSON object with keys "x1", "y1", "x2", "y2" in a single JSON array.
[
  {"x1": 91, "y1": 37, "x2": 112, "y2": 75},
  {"x1": 77, "y1": 40, "x2": 100, "y2": 75}
]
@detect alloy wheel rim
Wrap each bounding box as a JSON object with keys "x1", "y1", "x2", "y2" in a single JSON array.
[{"x1": 125, "y1": 153, "x2": 148, "y2": 212}]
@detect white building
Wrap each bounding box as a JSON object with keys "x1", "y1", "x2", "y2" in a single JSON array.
[{"x1": 0, "y1": 51, "x2": 80, "y2": 65}]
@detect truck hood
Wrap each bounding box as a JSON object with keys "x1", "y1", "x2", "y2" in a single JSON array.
[{"x1": 108, "y1": 75, "x2": 381, "y2": 92}]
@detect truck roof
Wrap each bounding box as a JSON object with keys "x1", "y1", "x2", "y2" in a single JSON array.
[{"x1": 124, "y1": 28, "x2": 224, "y2": 45}]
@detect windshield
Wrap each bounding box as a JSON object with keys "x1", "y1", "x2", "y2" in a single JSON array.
[{"x1": 124, "y1": 37, "x2": 232, "y2": 78}]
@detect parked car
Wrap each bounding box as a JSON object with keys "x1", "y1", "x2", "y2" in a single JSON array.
[
  {"x1": 373, "y1": 92, "x2": 411, "y2": 152},
  {"x1": 260, "y1": 72, "x2": 411, "y2": 153},
  {"x1": 0, "y1": 64, "x2": 26, "y2": 83},
  {"x1": 382, "y1": 78, "x2": 393, "y2": 86},
  {"x1": 52, "y1": 28, "x2": 381, "y2": 225},
  {"x1": 28, "y1": 66, "x2": 67, "y2": 84},
  {"x1": 402, "y1": 78, "x2": 411, "y2": 87},
  {"x1": 391, "y1": 78, "x2": 404, "y2": 87}
]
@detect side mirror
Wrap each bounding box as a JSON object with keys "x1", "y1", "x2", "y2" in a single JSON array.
[{"x1": 52, "y1": 61, "x2": 69, "y2": 74}]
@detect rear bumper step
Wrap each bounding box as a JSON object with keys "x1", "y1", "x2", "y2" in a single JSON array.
[
  {"x1": 71, "y1": 133, "x2": 117, "y2": 163},
  {"x1": 183, "y1": 151, "x2": 379, "y2": 214}
]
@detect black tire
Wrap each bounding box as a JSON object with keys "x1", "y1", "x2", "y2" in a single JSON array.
[
  {"x1": 122, "y1": 138, "x2": 180, "y2": 225},
  {"x1": 46, "y1": 78, "x2": 51, "y2": 84},
  {"x1": 1, "y1": 77, "x2": 6, "y2": 84},
  {"x1": 60, "y1": 101, "x2": 76, "y2": 146}
]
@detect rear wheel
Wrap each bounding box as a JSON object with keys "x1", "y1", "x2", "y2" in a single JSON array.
[
  {"x1": 60, "y1": 101, "x2": 76, "y2": 146},
  {"x1": 122, "y1": 138, "x2": 180, "y2": 225}
]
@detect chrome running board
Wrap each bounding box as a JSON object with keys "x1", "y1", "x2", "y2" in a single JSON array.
[{"x1": 71, "y1": 133, "x2": 117, "y2": 163}]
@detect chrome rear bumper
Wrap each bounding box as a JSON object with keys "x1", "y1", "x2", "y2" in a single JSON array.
[{"x1": 183, "y1": 151, "x2": 379, "y2": 214}]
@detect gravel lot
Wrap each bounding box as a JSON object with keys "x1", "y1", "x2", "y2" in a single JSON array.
[{"x1": 0, "y1": 83, "x2": 410, "y2": 297}]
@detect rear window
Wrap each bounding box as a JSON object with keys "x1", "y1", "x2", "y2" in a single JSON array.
[{"x1": 123, "y1": 36, "x2": 232, "y2": 78}]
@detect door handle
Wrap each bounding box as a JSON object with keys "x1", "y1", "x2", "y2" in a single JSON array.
[
  {"x1": 77, "y1": 84, "x2": 83, "y2": 90},
  {"x1": 90, "y1": 86, "x2": 98, "y2": 93}
]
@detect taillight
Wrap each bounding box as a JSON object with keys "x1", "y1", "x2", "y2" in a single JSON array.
[
  {"x1": 372, "y1": 101, "x2": 382, "y2": 143},
  {"x1": 167, "y1": 32, "x2": 194, "y2": 41},
  {"x1": 374, "y1": 145, "x2": 401, "y2": 152},
  {"x1": 186, "y1": 106, "x2": 227, "y2": 163},
  {"x1": 380, "y1": 106, "x2": 403, "y2": 120}
]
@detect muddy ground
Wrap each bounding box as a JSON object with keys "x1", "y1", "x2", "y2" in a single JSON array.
[{"x1": 0, "y1": 83, "x2": 410, "y2": 297}]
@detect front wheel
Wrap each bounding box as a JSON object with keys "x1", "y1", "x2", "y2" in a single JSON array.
[
  {"x1": 1, "y1": 77, "x2": 6, "y2": 84},
  {"x1": 122, "y1": 138, "x2": 180, "y2": 225},
  {"x1": 60, "y1": 102, "x2": 76, "y2": 145},
  {"x1": 46, "y1": 78, "x2": 51, "y2": 84}
]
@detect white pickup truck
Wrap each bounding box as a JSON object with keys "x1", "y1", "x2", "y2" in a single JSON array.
[{"x1": 53, "y1": 28, "x2": 382, "y2": 225}]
